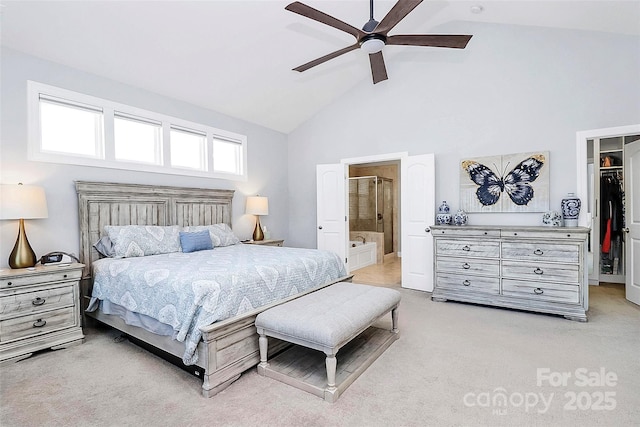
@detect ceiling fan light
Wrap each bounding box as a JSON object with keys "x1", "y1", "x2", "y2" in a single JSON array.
[{"x1": 361, "y1": 38, "x2": 385, "y2": 54}]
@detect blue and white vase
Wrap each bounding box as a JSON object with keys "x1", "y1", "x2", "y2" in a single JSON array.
[
  {"x1": 453, "y1": 209, "x2": 468, "y2": 226},
  {"x1": 542, "y1": 210, "x2": 562, "y2": 227},
  {"x1": 436, "y1": 201, "x2": 452, "y2": 225},
  {"x1": 561, "y1": 193, "x2": 581, "y2": 227}
]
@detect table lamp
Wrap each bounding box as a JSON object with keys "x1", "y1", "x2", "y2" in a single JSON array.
[
  {"x1": 246, "y1": 196, "x2": 269, "y2": 241},
  {"x1": 0, "y1": 184, "x2": 49, "y2": 268}
]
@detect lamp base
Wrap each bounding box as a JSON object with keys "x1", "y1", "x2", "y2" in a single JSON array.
[
  {"x1": 9, "y1": 219, "x2": 37, "y2": 269},
  {"x1": 253, "y1": 216, "x2": 264, "y2": 241}
]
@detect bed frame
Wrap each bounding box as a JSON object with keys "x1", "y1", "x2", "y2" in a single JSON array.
[{"x1": 76, "y1": 181, "x2": 350, "y2": 397}]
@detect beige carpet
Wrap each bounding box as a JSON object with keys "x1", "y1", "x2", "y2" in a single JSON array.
[{"x1": 1, "y1": 285, "x2": 638, "y2": 427}]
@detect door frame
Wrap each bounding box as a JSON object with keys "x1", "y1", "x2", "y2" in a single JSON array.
[
  {"x1": 576, "y1": 124, "x2": 640, "y2": 228},
  {"x1": 576, "y1": 124, "x2": 640, "y2": 288},
  {"x1": 341, "y1": 151, "x2": 408, "y2": 258}
]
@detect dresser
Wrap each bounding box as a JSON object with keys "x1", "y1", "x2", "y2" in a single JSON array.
[
  {"x1": 431, "y1": 226, "x2": 589, "y2": 321},
  {"x1": 0, "y1": 263, "x2": 85, "y2": 362}
]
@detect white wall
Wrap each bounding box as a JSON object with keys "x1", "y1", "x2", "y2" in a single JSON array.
[
  {"x1": 0, "y1": 48, "x2": 289, "y2": 268},
  {"x1": 287, "y1": 22, "x2": 640, "y2": 249}
]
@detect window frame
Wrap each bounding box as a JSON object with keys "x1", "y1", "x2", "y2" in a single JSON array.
[{"x1": 27, "y1": 81, "x2": 248, "y2": 180}]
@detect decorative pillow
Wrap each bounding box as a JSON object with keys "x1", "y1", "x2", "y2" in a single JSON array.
[
  {"x1": 180, "y1": 231, "x2": 213, "y2": 253},
  {"x1": 182, "y1": 223, "x2": 240, "y2": 247},
  {"x1": 93, "y1": 236, "x2": 115, "y2": 258},
  {"x1": 105, "y1": 225, "x2": 181, "y2": 258}
]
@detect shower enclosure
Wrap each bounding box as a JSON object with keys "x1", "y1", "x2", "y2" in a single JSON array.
[{"x1": 348, "y1": 176, "x2": 394, "y2": 254}]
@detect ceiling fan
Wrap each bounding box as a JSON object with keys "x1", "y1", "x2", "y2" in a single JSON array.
[{"x1": 285, "y1": 0, "x2": 473, "y2": 84}]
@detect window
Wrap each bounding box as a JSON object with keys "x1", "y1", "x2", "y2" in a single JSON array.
[
  {"x1": 170, "y1": 127, "x2": 206, "y2": 171},
  {"x1": 114, "y1": 113, "x2": 162, "y2": 165},
  {"x1": 39, "y1": 96, "x2": 103, "y2": 158},
  {"x1": 28, "y1": 81, "x2": 247, "y2": 180},
  {"x1": 213, "y1": 137, "x2": 243, "y2": 174}
]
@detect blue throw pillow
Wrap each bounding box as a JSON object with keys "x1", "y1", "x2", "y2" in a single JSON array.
[{"x1": 180, "y1": 230, "x2": 213, "y2": 253}]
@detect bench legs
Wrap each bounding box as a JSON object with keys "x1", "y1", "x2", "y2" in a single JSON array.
[
  {"x1": 325, "y1": 354, "x2": 337, "y2": 389},
  {"x1": 258, "y1": 333, "x2": 269, "y2": 371},
  {"x1": 392, "y1": 306, "x2": 398, "y2": 333}
]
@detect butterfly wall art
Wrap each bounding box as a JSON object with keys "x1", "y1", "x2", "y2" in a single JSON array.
[{"x1": 460, "y1": 151, "x2": 550, "y2": 213}]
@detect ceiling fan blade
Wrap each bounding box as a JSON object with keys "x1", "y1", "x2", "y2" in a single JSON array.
[
  {"x1": 285, "y1": 2, "x2": 365, "y2": 40},
  {"x1": 293, "y1": 43, "x2": 360, "y2": 72},
  {"x1": 386, "y1": 34, "x2": 472, "y2": 49},
  {"x1": 373, "y1": 0, "x2": 424, "y2": 35},
  {"x1": 369, "y1": 51, "x2": 388, "y2": 84}
]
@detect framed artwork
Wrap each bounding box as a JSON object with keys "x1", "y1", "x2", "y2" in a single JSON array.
[{"x1": 460, "y1": 151, "x2": 550, "y2": 213}]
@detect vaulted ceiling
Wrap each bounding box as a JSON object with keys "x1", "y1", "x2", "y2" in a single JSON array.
[{"x1": 2, "y1": 1, "x2": 639, "y2": 133}]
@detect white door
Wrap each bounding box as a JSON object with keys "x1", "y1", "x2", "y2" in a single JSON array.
[
  {"x1": 316, "y1": 164, "x2": 347, "y2": 269},
  {"x1": 401, "y1": 154, "x2": 435, "y2": 291},
  {"x1": 624, "y1": 139, "x2": 640, "y2": 306}
]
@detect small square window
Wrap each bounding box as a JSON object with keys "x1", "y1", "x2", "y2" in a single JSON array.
[
  {"x1": 39, "y1": 97, "x2": 103, "y2": 158},
  {"x1": 213, "y1": 137, "x2": 242, "y2": 174},
  {"x1": 170, "y1": 127, "x2": 206, "y2": 171},
  {"x1": 114, "y1": 113, "x2": 162, "y2": 164}
]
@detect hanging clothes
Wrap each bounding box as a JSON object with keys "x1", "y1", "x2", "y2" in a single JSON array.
[
  {"x1": 600, "y1": 173, "x2": 623, "y2": 254},
  {"x1": 602, "y1": 218, "x2": 612, "y2": 254}
]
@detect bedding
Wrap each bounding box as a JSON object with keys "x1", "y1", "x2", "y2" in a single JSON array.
[
  {"x1": 87, "y1": 243, "x2": 346, "y2": 365},
  {"x1": 105, "y1": 225, "x2": 182, "y2": 257},
  {"x1": 179, "y1": 230, "x2": 213, "y2": 253}
]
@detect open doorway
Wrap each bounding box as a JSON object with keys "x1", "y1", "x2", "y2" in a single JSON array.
[
  {"x1": 316, "y1": 152, "x2": 434, "y2": 292},
  {"x1": 576, "y1": 124, "x2": 640, "y2": 307},
  {"x1": 348, "y1": 161, "x2": 401, "y2": 287}
]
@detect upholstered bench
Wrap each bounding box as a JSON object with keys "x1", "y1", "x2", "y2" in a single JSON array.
[{"x1": 255, "y1": 282, "x2": 401, "y2": 402}]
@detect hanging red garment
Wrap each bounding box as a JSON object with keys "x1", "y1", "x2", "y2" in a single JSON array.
[{"x1": 602, "y1": 218, "x2": 612, "y2": 254}]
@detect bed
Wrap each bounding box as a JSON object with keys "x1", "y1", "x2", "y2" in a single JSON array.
[{"x1": 76, "y1": 181, "x2": 350, "y2": 397}]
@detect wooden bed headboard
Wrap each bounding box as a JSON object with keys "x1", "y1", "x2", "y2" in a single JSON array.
[{"x1": 76, "y1": 181, "x2": 234, "y2": 278}]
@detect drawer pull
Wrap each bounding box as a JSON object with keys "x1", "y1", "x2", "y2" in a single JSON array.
[
  {"x1": 463, "y1": 280, "x2": 471, "y2": 286},
  {"x1": 462, "y1": 245, "x2": 471, "y2": 252},
  {"x1": 533, "y1": 249, "x2": 544, "y2": 255},
  {"x1": 63, "y1": 274, "x2": 68, "y2": 278},
  {"x1": 7, "y1": 281, "x2": 12, "y2": 286},
  {"x1": 32, "y1": 297, "x2": 46, "y2": 306},
  {"x1": 534, "y1": 268, "x2": 544, "y2": 275},
  {"x1": 462, "y1": 263, "x2": 470, "y2": 269},
  {"x1": 533, "y1": 288, "x2": 544, "y2": 295},
  {"x1": 33, "y1": 319, "x2": 47, "y2": 328}
]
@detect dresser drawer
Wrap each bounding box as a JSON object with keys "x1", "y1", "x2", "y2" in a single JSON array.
[
  {"x1": 432, "y1": 228, "x2": 501, "y2": 238},
  {"x1": 436, "y1": 240, "x2": 500, "y2": 258},
  {"x1": 502, "y1": 261, "x2": 579, "y2": 283},
  {"x1": 437, "y1": 258, "x2": 500, "y2": 276},
  {"x1": 436, "y1": 273, "x2": 499, "y2": 295},
  {"x1": 0, "y1": 269, "x2": 82, "y2": 290},
  {"x1": 502, "y1": 280, "x2": 580, "y2": 304},
  {"x1": 501, "y1": 242, "x2": 579, "y2": 263},
  {"x1": 0, "y1": 284, "x2": 75, "y2": 319},
  {"x1": 0, "y1": 307, "x2": 76, "y2": 343}
]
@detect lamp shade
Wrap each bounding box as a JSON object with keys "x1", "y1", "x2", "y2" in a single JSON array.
[
  {"x1": 0, "y1": 184, "x2": 49, "y2": 220},
  {"x1": 245, "y1": 196, "x2": 269, "y2": 216}
]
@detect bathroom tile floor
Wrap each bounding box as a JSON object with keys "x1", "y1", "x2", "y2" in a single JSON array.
[{"x1": 351, "y1": 255, "x2": 401, "y2": 287}]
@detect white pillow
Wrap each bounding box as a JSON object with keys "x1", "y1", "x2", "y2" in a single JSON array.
[
  {"x1": 105, "y1": 225, "x2": 181, "y2": 258},
  {"x1": 182, "y1": 223, "x2": 240, "y2": 247}
]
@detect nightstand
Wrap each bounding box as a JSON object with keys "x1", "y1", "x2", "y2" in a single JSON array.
[
  {"x1": 243, "y1": 239, "x2": 284, "y2": 247},
  {"x1": 0, "y1": 263, "x2": 85, "y2": 363}
]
